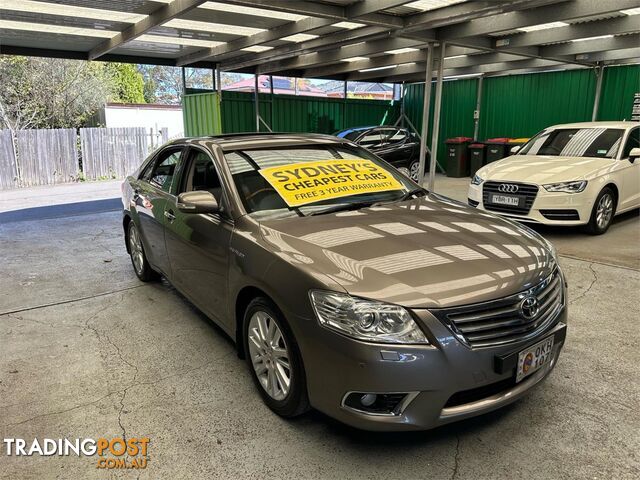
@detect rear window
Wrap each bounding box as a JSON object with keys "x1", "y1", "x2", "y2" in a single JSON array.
[{"x1": 520, "y1": 128, "x2": 624, "y2": 158}]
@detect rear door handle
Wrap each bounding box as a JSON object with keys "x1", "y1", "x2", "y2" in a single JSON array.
[{"x1": 164, "y1": 210, "x2": 176, "y2": 222}]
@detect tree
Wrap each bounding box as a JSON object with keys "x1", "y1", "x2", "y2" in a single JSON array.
[
  {"x1": 0, "y1": 56, "x2": 111, "y2": 130},
  {"x1": 104, "y1": 63, "x2": 145, "y2": 103},
  {"x1": 137, "y1": 65, "x2": 216, "y2": 104}
]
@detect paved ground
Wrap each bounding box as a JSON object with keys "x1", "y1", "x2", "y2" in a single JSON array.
[
  {"x1": 0, "y1": 180, "x2": 121, "y2": 213},
  {"x1": 1, "y1": 181, "x2": 639, "y2": 479}
]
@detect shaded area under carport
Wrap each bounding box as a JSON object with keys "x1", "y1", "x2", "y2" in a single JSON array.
[{"x1": 0, "y1": 206, "x2": 638, "y2": 479}]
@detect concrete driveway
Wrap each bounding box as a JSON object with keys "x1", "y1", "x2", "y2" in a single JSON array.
[{"x1": 0, "y1": 185, "x2": 639, "y2": 479}]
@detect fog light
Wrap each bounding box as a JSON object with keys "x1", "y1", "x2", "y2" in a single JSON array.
[
  {"x1": 360, "y1": 393, "x2": 377, "y2": 407},
  {"x1": 343, "y1": 392, "x2": 411, "y2": 415}
]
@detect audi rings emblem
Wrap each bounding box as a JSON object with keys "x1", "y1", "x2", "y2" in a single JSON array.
[{"x1": 498, "y1": 183, "x2": 519, "y2": 193}]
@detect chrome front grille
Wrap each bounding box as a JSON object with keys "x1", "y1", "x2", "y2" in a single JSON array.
[
  {"x1": 432, "y1": 268, "x2": 564, "y2": 349},
  {"x1": 482, "y1": 181, "x2": 539, "y2": 215}
]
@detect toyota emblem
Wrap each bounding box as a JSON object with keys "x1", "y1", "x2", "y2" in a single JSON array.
[
  {"x1": 498, "y1": 183, "x2": 519, "y2": 193},
  {"x1": 520, "y1": 295, "x2": 539, "y2": 320}
]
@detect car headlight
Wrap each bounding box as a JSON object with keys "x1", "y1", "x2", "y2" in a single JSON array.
[
  {"x1": 309, "y1": 290, "x2": 429, "y2": 344},
  {"x1": 471, "y1": 173, "x2": 484, "y2": 185},
  {"x1": 543, "y1": 180, "x2": 587, "y2": 193}
]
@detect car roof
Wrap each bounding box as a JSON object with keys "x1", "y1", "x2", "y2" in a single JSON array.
[
  {"x1": 168, "y1": 132, "x2": 350, "y2": 151},
  {"x1": 334, "y1": 126, "x2": 376, "y2": 137},
  {"x1": 549, "y1": 121, "x2": 639, "y2": 130}
]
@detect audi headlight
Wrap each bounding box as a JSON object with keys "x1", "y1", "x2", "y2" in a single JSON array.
[
  {"x1": 471, "y1": 173, "x2": 484, "y2": 185},
  {"x1": 543, "y1": 180, "x2": 587, "y2": 193},
  {"x1": 309, "y1": 290, "x2": 428, "y2": 344}
]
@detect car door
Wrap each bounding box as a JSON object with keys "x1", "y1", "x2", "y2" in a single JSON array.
[
  {"x1": 163, "y1": 146, "x2": 233, "y2": 326},
  {"x1": 135, "y1": 146, "x2": 185, "y2": 276},
  {"x1": 618, "y1": 127, "x2": 640, "y2": 211}
]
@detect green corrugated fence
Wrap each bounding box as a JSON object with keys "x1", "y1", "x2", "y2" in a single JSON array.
[
  {"x1": 403, "y1": 64, "x2": 640, "y2": 166},
  {"x1": 597, "y1": 64, "x2": 640, "y2": 121},
  {"x1": 183, "y1": 90, "x2": 400, "y2": 137}
]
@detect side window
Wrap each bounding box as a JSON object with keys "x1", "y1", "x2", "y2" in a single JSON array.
[
  {"x1": 148, "y1": 148, "x2": 182, "y2": 193},
  {"x1": 622, "y1": 128, "x2": 640, "y2": 158},
  {"x1": 179, "y1": 149, "x2": 223, "y2": 203},
  {"x1": 387, "y1": 128, "x2": 408, "y2": 145},
  {"x1": 358, "y1": 129, "x2": 387, "y2": 147}
]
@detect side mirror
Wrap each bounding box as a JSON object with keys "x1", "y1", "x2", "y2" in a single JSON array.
[
  {"x1": 177, "y1": 191, "x2": 219, "y2": 214},
  {"x1": 510, "y1": 145, "x2": 521, "y2": 154},
  {"x1": 629, "y1": 147, "x2": 640, "y2": 163}
]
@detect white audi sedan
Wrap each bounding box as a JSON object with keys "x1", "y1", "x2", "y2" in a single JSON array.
[{"x1": 468, "y1": 122, "x2": 639, "y2": 234}]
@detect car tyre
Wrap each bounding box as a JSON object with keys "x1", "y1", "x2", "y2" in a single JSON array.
[
  {"x1": 585, "y1": 187, "x2": 616, "y2": 235},
  {"x1": 243, "y1": 297, "x2": 310, "y2": 418},
  {"x1": 409, "y1": 160, "x2": 421, "y2": 182},
  {"x1": 127, "y1": 222, "x2": 160, "y2": 281}
]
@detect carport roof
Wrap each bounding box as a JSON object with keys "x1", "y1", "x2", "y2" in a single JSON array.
[{"x1": 0, "y1": 0, "x2": 639, "y2": 81}]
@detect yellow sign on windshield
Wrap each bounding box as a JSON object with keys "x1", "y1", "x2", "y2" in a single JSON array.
[{"x1": 259, "y1": 159, "x2": 403, "y2": 207}]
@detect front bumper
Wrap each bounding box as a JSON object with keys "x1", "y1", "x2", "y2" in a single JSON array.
[
  {"x1": 467, "y1": 182, "x2": 595, "y2": 226},
  {"x1": 294, "y1": 305, "x2": 567, "y2": 431}
]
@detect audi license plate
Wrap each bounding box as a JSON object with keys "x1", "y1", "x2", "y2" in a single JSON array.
[
  {"x1": 490, "y1": 194, "x2": 520, "y2": 206},
  {"x1": 516, "y1": 336, "x2": 554, "y2": 383}
]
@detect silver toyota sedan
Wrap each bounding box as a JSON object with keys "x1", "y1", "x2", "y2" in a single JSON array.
[{"x1": 121, "y1": 133, "x2": 567, "y2": 431}]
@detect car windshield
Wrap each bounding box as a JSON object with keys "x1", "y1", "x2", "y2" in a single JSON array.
[
  {"x1": 225, "y1": 144, "x2": 417, "y2": 219},
  {"x1": 519, "y1": 128, "x2": 624, "y2": 159}
]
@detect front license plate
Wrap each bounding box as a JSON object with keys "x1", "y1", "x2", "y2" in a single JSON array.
[
  {"x1": 516, "y1": 336, "x2": 554, "y2": 383},
  {"x1": 490, "y1": 194, "x2": 520, "y2": 206}
]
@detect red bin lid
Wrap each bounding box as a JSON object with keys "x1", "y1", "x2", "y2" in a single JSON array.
[
  {"x1": 469, "y1": 143, "x2": 485, "y2": 148},
  {"x1": 445, "y1": 136, "x2": 473, "y2": 144},
  {"x1": 485, "y1": 137, "x2": 511, "y2": 143}
]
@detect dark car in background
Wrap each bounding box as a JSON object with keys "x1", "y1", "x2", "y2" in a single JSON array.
[{"x1": 335, "y1": 126, "x2": 429, "y2": 182}]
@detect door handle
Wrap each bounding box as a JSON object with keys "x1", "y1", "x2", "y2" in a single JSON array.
[{"x1": 164, "y1": 210, "x2": 176, "y2": 222}]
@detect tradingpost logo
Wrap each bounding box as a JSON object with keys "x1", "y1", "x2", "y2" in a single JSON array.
[{"x1": 3, "y1": 437, "x2": 150, "y2": 470}]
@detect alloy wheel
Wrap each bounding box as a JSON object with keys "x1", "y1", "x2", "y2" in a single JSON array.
[
  {"x1": 128, "y1": 225, "x2": 145, "y2": 275},
  {"x1": 247, "y1": 311, "x2": 291, "y2": 401},
  {"x1": 409, "y1": 161, "x2": 420, "y2": 182},
  {"x1": 596, "y1": 193, "x2": 613, "y2": 229}
]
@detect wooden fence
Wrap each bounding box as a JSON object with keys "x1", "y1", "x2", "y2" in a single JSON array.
[
  {"x1": 0, "y1": 127, "x2": 168, "y2": 189},
  {"x1": 16, "y1": 129, "x2": 78, "y2": 187},
  {"x1": 80, "y1": 127, "x2": 149, "y2": 181},
  {"x1": 0, "y1": 130, "x2": 18, "y2": 189}
]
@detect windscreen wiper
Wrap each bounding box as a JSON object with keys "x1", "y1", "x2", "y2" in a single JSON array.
[
  {"x1": 308, "y1": 201, "x2": 374, "y2": 216},
  {"x1": 398, "y1": 188, "x2": 427, "y2": 201}
]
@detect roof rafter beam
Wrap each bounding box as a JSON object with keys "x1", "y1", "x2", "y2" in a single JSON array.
[
  {"x1": 403, "y1": 0, "x2": 564, "y2": 31},
  {"x1": 302, "y1": 46, "x2": 477, "y2": 78},
  {"x1": 214, "y1": 0, "x2": 403, "y2": 28},
  {"x1": 88, "y1": 0, "x2": 206, "y2": 60},
  {"x1": 493, "y1": 15, "x2": 640, "y2": 49},
  {"x1": 541, "y1": 33, "x2": 640, "y2": 57},
  {"x1": 176, "y1": 16, "x2": 335, "y2": 66},
  {"x1": 572, "y1": 47, "x2": 640, "y2": 62},
  {"x1": 380, "y1": 58, "x2": 569, "y2": 83},
  {"x1": 346, "y1": 0, "x2": 416, "y2": 18},
  {"x1": 348, "y1": 51, "x2": 554, "y2": 81},
  {"x1": 256, "y1": 37, "x2": 434, "y2": 74},
  {"x1": 220, "y1": 26, "x2": 390, "y2": 71},
  {"x1": 437, "y1": 0, "x2": 640, "y2": 40}
]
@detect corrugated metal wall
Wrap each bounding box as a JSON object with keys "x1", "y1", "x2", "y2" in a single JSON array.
[
  {"x1": 404, "y1": 66, "x2": 640, "y2": 161},
  {"x1": 478, "y1": 69, "x2": 597, "y2": 139},
  {"x1": 404, "y1": 78, "x2": 478, "y2": 165},
  {"x1": 183, "y1": 90, "x2": 400, "y2": 136},
  {"x1": 182, "y1": 92, "x2": 222, "y2": 136},
  {"x1": 597, "y1": 64, "x2": 640, "y2": 121},
  {"x1": 184, "y1": 65, "x2": 639, "y2": 143}
]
